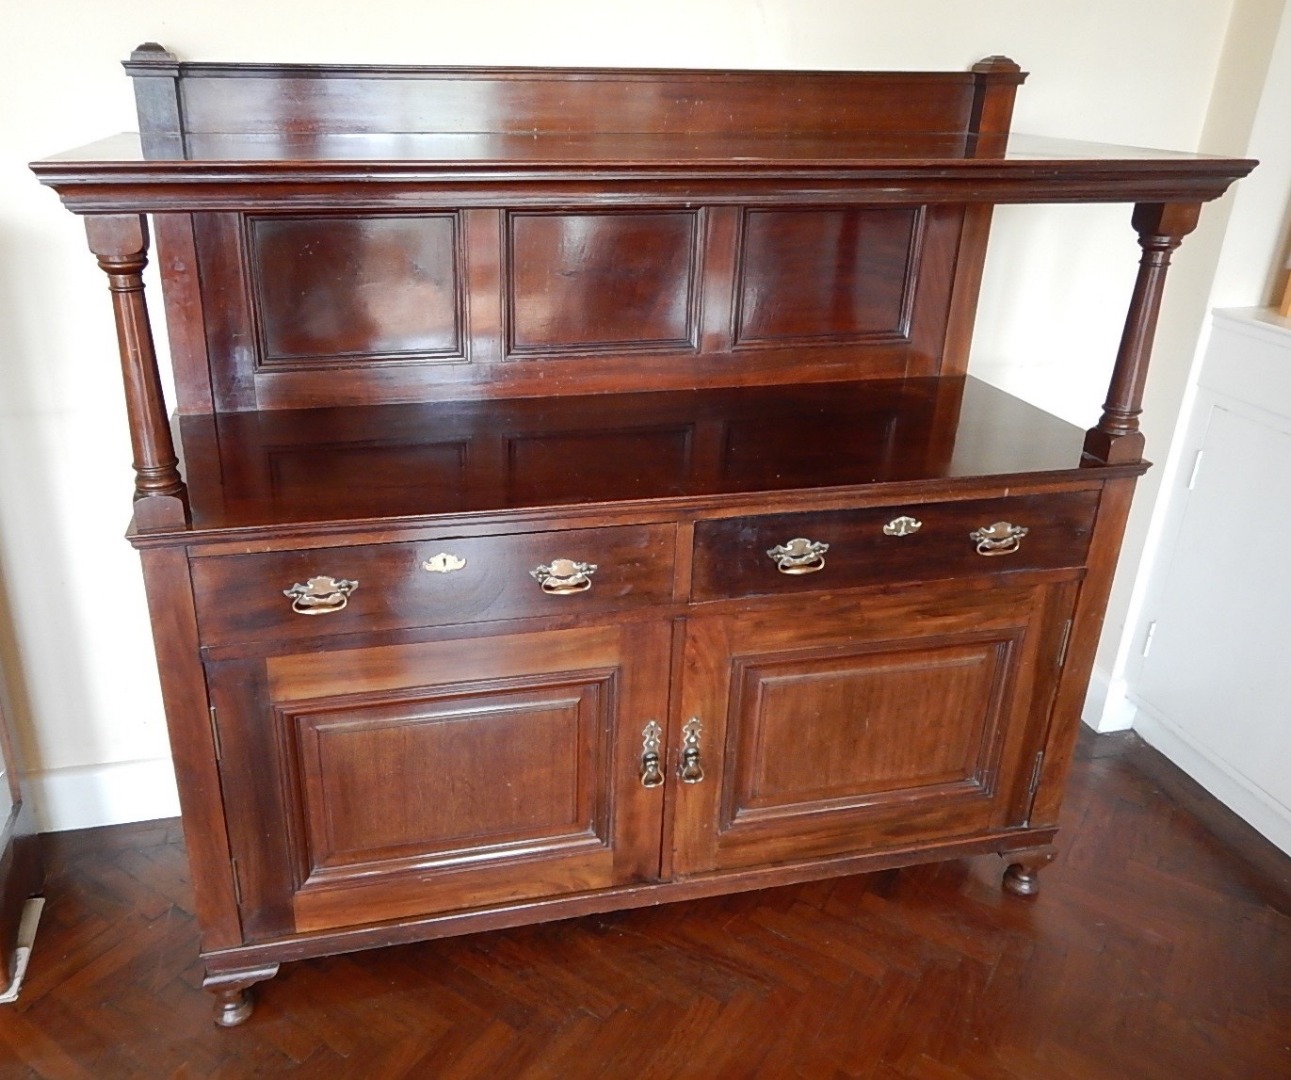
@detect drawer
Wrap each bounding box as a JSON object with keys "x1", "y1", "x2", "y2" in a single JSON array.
[
  {"x1": 191, "y1": 524, "x2": 675, "y2": 647},
  {"x1": 691, "y1": 490, "x2": 1100, "y2": 601}
]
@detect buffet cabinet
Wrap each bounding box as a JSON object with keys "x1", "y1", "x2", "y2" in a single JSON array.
[{"x1": 33, "y1": 47, "x2": 1252, "y2": 1024}]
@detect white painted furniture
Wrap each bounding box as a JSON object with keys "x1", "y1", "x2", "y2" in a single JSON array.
[{"x1": 1129, "y1": 308, "x2": 1291, "y2": 855}]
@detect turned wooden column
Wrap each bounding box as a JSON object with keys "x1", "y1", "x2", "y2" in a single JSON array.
[
  {"x1": 1083, "y1": 201, "x2": 1202, "y2": 465},
  {"x1": 84, "y1": 214, "x2": 188, "y2": 527}
]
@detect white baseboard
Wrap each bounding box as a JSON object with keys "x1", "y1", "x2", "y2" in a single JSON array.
[
  {"x1": 1081, "y1": 667, "x2": 1136, "y2": 732},
  {"x1": 1132, "y1": 704, "x2": 1291, "y2": 858},
  {"x1": 27, "y1": 757, "x2": 180, "y2": 833}
]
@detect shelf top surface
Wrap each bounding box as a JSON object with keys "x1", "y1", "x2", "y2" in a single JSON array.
[
  {"x1": 34, "y1": 133, "x2": 1255, "y2": 216},
  {"x1": 164, "y1": 376, "x2": 1131, "y2": 542},
  {"x1": 38, "y1": 131, "x2": 1246, "y2": 171}
]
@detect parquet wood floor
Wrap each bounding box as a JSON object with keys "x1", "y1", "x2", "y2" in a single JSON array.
[{"x1": 0, "y1": 730, "x2": 1288, "y2": 1079}]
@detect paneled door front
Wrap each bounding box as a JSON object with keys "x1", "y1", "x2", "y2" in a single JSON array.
[
  {"x1": 670, "y1": 580, "x2": 1071, "y2": 877},
  {"x1": 209, "y1": 620, "x2": 671, "y2": 940}
]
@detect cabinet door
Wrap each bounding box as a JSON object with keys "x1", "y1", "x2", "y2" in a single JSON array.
[
  {"x1": 671, "y1": 581, "x2": 1066, "y2": 876},
  {"x1": 210, "y1": 621, "x2": 670, "y2": 940}
]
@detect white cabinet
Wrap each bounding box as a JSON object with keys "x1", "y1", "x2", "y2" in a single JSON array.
[{"x1": 1129, "y1": 309, "x2": 1291, "y2": 855}]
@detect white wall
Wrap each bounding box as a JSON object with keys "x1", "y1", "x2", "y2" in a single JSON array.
[
  {"x1": 1085, "y1": 0, "x2": 1291, "y2": 732},
  {"x1": 1093, "y1": 0, "x2": 1291, "y2": 852},
  {"x1": 0, "y1": 0, "x2": 1245, "y2": 829}
]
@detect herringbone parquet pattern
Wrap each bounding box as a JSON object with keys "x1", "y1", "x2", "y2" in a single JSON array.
[{"x1": 0, "y1": 731, "x2": 1288, "y2": 1079}]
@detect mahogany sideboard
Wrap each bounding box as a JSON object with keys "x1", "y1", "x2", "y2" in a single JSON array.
[{"x1": 32, "y1": 47, "x2": 1254, "y2": 1025}]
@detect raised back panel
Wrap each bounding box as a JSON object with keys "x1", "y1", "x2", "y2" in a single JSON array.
[
  {"x1": 126, "y1": 59, "x2": 997, "y2": 137},
  {"x1": 195, "y1": 201, "x2": 964, "y2": 409},
  {"x1": 507, "y1": 211, "x2": 700, "y2": 356},
  {"x1": 735, "y1": 207, "x2": 921, "y2": 347},
  {"x1": 127, "y1": 51, "x2": 1025, "y2": 411},
  {"x1": 249, "y1": 214, "x2": 464, "y2": 366}
]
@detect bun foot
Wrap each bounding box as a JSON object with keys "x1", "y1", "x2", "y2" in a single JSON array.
[
  {"x1": 1001, "y1": 845, "x2": 1056, "y2": 897},
  {"x1": 214, "y1": 987, "x2": 254, "y2": 1027},
  {"x1": 204, "y1": 962, "x2": 280, "y2": 1028}
]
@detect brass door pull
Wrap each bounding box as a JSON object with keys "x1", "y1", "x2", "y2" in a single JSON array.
[
  {"x1": 678, "y1": 718, "x2": 705, "y2": 783},
  {"x1": 766, "y1": 538, "x2": 829, "y2": 575},
  {"x1": 639, "y1": 721, "x2": 664, "y2": 788},
  {"x1": 283, "y1": 576, "x2": 358, "y2": 615},
  {"x1": 530, "y1": 558, "x2": 597, "y2": 595},
  {"x1": 970, "y1": 522, "x2": 1029, "y2": 556}
]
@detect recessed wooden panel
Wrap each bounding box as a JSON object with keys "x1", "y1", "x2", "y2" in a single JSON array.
[
  {"x1": 287, "y1": 679, "x2": 605, "y2": 879},
  {"x1": 735, "y1": 208, "x2": 921, "y2": 346},
  {"x1": 671, "y1": 583, "x2": 1057, "y2": 877},
  {"x1": 248, "y1": 214, "x2": 463, "y2": 365},
  {"x1": 507, "y1": 211, "x2": 699, "y2": 355},
  {"x1": 729, "y1": 642, "x2": 1003, "y2": 822},
  {"x1": 267, "y1": 441, "x2": 470, "y2": 517},
  {"x1": 506, "y1": 425, "x2": 694, "y2": 505}
]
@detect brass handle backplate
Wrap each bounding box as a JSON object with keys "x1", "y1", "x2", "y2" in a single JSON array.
[
  {"x1": 678, "y1": 718, "x2": 705, "y2": 784},
  {"x1": 970, "y1": 522, "x2": 1029, "y2": 556},
  {"x1": 530, "y1": 558, "x2": 597, "y2": 595},
  {"x1": 766, "y1": 537, "x2": 829, "y2": 575},
  {"x1": 640, "y1": 721, "x2": 664, "y2": 788},
  {"x1": 283, "y1": 575, "x2": 358, "y2": 615}
]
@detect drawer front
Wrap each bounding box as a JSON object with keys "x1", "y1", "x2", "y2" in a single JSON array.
[
  {"x1": 692, "y1": 490, "x2": 1100, "y2": 601},
  {"x1": 192, "y1": 524, "x2": 675, "y2": 647}
]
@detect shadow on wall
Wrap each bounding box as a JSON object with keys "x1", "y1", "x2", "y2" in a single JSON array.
[
  {"x1": 0, "y1": 217, "x2": 126, "y2": 823},
  {"x1": 0, "y1": 557, "x2": 40, "y2": 819},
  {"x1": 0, "y1": 219, "x2": 47, "y2": 789}
]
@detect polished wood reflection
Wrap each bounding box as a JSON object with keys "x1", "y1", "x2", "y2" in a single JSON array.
[
  {"x1": 250, "y1": 214, "x2": 462, "y2": 364},
  {"x1": 736, "y1": 208, "x2": 919, "y2": 345},
  {"x1": 507, "y1": 211, "x2": 698, "y2": 355},
  {"x1": 170, "y1": 378, "x2": 1103, "y2": 534}
]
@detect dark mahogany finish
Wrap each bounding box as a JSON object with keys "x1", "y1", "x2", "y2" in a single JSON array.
[
  {"x1": 691, "y1": 489, "x2": 1099, "y2": 600},
  {"x1": 251, "y1": 214, "x2": 464, "y2": 365},
  {"x1": 32, "y1": 47, "x2": 1253, "y2": 1025}
]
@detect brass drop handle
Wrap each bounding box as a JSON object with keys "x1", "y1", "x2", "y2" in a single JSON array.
[
  {"x1": 283, "y1": 576, "x2": 358, "y2": 615},
  {"x1": 530, "y1": 558, "x2": 597, "y2": 595},
  {"x1": 970, "y1": 522, "x2": 1029, "y2": 556},
  {"x1": 639, "y1": 721, "x2": 664, "y2": 789},
  {"x1": 766, "y1": 538, "x2": 829, "y2": 575},
  {"x1": 678, "y1": 718, "x2": 705, "y2": 784}
]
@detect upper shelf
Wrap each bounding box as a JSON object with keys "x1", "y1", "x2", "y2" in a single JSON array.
[
  {"x1": 31, "y1": 49, "x2": 1254, "y2": 211},
  {"x1": 33, "y1": 132, "x2": 1254, "y2": 211}
]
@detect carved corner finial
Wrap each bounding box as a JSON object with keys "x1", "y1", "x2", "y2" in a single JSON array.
[
  {"x1": 130, "y1": 42, "x2": 176, "y2": 62},
  {"x1": 124, "y1": 42, "x2": 179, "y2": 75},
  {"x1": 972, "y1": 55, "x2": 1022, "y2": 74}
]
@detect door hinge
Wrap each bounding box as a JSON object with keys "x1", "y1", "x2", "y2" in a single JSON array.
[
  {"x1": 230, "y1": 857, "x2": 244, "y2": 907},
  {"x1": 1056, "y1": 619, "x2": 1073, "y2": 668},
  {"x1": 208, "y1": 706, "x2": 223, "y2": 762},
  {"x1": 1027, "y1": 751, "x2": 1046, "y2": 796}
]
